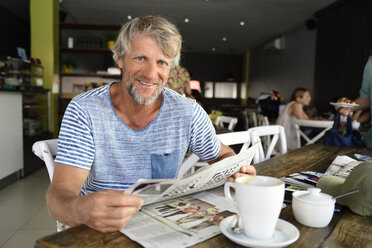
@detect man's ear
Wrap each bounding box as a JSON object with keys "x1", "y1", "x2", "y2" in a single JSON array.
[{"x1": 117, "y1": 55, "x2": 124, "y2": 69}]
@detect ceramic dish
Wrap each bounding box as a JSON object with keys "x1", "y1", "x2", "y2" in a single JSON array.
[
  {"x1": 220, "y1": 216, "x2": 300, "y2": 248},
  {"x1": 330, "y1": 102, "x2": 359, "y2": 108}
]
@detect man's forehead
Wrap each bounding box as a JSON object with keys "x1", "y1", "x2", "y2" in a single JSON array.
[{"x1": 128, "y1": 35, "x2": 172, "y2": 60}]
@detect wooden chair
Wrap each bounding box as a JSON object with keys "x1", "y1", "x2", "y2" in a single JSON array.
[{"x1": 292, "y1": 118, "x2": 334, "y2": 148}]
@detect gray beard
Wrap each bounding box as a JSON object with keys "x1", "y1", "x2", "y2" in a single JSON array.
[{"x1": 127, "y1": 83, "x2": 163, "y2": 105}]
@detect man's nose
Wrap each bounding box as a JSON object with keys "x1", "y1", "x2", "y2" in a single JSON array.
[{"x1": 143, "y1": 62, "x2": 158, "y2": 80}]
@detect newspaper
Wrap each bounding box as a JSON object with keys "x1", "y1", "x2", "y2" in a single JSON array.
[
  {"x1": 324, "y1": 155, "x2": 362, "y2": 179},
  {"x1": 125, "y1": 142, "x2": 258, "y2": 205},
  {"x1": 121, "y1": 190, "x2": 235, "y2": 248},
  {"x1": 121, "y1": 143, "x2": 258, "y2": 248}
]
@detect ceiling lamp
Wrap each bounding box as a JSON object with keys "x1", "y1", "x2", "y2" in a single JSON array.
[
  {"x1": 222, "y1": 37, "x2": 227, "y2": 42},
  {"x1": 184, "y1": 18, "x2": 189, "y2": 23},
  {"x1": 240, "y1": 21, "x2": 245, "y2": 26}
]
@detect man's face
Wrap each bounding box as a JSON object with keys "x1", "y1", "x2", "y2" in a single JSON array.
[{"x1": 117, "y1": 35, "x2": 171, "y2": 105}]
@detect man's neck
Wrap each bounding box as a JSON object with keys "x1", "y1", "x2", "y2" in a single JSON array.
[{"x1": 110, "y1": 82, "x2": 162, "y2": 130}]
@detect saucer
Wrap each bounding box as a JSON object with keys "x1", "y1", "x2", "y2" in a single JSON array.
[{"x1": 220, "y1": 216, "x2": 300, "y2": 248}]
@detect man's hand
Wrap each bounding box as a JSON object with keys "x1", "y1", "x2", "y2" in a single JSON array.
[
  {"x1": 227, "y1": 165, "x2": 256, "y2": 182},
  {"x1": 76, "y1": 190, "x2": 143, "y2": 233},
  {"x1": 338, "y1": 107, "x2": 354, "y2": 116}
]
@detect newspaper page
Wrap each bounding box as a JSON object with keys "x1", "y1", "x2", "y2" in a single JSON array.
[
  {"x1": 324, "y1": 155, "x2": 362, "y2": 179},
  {"x1": 125, "y1": 143, "x2": 258, "y2": 205},
  {"x1": 121, "y1": 188, "x2": 236, "y2": 248}
]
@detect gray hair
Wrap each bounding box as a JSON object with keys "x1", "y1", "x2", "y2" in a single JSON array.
[{"x1": 112, "y1": 15, "x2": 182, "y2": 67}]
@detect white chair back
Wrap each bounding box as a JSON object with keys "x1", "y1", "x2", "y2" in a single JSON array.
[
  {"x1": 32, "y1": 139, "x2": 68, "y2": 232},
  {"x1": 248, "y1": 125, "x2": 287, "y2": 162},
  {"x1": 292, "y1": 118, "x2": 333, "y2": 148},
  {"x1": 178, "y1": 130, "x2": 261, "y2": 178},
  {"x1": 32, "y1": 139, "x2": 58, "y2": 181},
  {"x1": 257, "y1": 114, "x2": 269, "y2": 126},
  {"x1": 248, "y1": 112, "x2": 258, "y2": 127},
  {"x1": 215, "y1": 115, "x2": 238, "y2": 131}
]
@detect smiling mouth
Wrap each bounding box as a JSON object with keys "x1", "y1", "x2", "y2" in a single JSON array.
[{"x1": 139, "y1": 80, "x2": 157, "y2": 86}]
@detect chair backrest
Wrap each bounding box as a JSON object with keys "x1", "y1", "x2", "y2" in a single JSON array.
[
  {"x1": 292, "y1": 118, "x2": 333, "y2": 148},
  {"x1": 177, "y1": 130, "x2": 261, "y2": 178},
  {"x1": 247, "y1": 111, "x2": 258, "y2": 127},
  {"x1": 32, "y1": 139, "x2": 58, "y2": 181},
  {"x1": 215, "y1": 115, "x2": 238, "y2": 131},
  {"x1": 248, "y1": 125, "x2": 287, "y2": 162},
  {"x1": 257, "y1": 114, "x2": 269, "y2": 126},
  {"x1": 32, "y1": 139, "x2": 70, "y2": 232},
  {"x1": 256, "y1": 114, "x2": 271, "y2": 151}
]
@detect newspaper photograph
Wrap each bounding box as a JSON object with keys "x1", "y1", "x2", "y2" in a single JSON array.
[
  {"x1": 125, "y1": 142, "x2": 258, "y2": 205},
  {"x1": 121, "y1": 189, "x2": 236, "y2": 248}
]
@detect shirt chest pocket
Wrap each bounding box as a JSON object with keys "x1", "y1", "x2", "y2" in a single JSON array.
[{"x1": 151, "y1": 151, "x2": 181, "y2": 179}]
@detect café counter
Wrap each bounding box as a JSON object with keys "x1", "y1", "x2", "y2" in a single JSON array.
[{"x1": 0, "y1": 90, "x2": 23, "y2": 185}]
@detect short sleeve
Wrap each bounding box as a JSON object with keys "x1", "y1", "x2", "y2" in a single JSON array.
[
  {"x1": 359, "y1": 57, "x2": 372, "y2": 101},
  {"x1": 188, "y1": 102, "x2": 221, "y2": 161},
  {"x1": 55, "y1": 99, "x2": 95, "y2": 169}
]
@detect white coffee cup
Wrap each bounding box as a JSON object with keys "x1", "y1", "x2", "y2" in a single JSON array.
[{"x1": 224, "y1": 175, "x2": 285, "y2": 240}]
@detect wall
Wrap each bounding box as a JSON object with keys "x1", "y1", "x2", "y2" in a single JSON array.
[
  {"x1": 248, "y1": 25, "x2": 316, "y2": 103},
  {"x1": 182, "y1": 52, "x2": 243, "y2": 83},
  {"x1": 314, "y1": 0, "x2": 372, "y2": 113},
  {"x1": 30, "y1": 0, "x2": 60, "y2": 136},
  {"x1": 0, "y1": 5, "x2": 30, "y2": 57}
]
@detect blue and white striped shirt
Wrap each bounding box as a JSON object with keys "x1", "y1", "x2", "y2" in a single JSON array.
[{"x1": 55, "y1": 83, "x2": 220, "y2": 195}]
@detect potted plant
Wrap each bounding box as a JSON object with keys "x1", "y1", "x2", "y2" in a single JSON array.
[
  {"x1": 61, "y1": 56, "x2": 77, "y2": 74},
  {"x1": 105, "y1": 32, "x2": 117, "y2": 49}
]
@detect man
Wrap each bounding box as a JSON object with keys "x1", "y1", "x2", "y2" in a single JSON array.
[
  {"x1": 339, "y1": 50, "x2": 372, "y2": 147},
  {"x1": 46, "y1": 15, "x2": 255, "y2": 233}
]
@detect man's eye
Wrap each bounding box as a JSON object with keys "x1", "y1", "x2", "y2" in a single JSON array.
[
  {"x1": 136, "y1": 57, "x2": 144, "y2": 61},
  {"x1": 159, "y1": 61, "x2": 168, "y2": 66}
]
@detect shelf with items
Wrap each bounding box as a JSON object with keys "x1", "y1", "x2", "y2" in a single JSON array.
[
  {"x1": 59, "y1": 21, "x2": 121, "y2": 91},
  {"x1": 60, "y1": 47, "x2": 112, "y2": 53},
  {"x1": 0, "y1": 56, "x2": 53, "y2": 178},
  {"x1": 59, "y1": 22, "x2": 122, "y2": 122},
  {"x1": 60, "y1": 22, "x2": 121, "y2": 30},
  {"x1": 61, "y1": 72, "x2": 120, "y2": 78}
]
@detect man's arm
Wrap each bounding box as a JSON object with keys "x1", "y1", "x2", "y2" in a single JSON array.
[
  {"x1": 339, "y1": 97, "x2": 370, "y2": 116},
  {"x1": 46, "y1": 163, "x2": 143, "y2": 233},
  {"x1": 207, "y1": 142, "x2": 235, "y2": 164}
]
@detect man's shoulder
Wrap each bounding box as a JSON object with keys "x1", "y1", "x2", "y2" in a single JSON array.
[
  {"x1": 72, "y1": 83, "x2": 111, "y2": 103},
  {"x1": 163, "y1": 87, "x2": 195, "y2": 105}
]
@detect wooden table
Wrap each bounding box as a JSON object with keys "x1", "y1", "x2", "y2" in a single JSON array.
[{"x1": 35, "y1": 144, "x2": 372, "y2": 248}]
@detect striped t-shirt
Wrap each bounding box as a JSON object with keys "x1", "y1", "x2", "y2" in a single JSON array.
[{"x1": 55, "y1": 83, "x2": 221, "y2": 195}]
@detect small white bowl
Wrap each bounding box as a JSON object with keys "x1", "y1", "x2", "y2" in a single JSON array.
[{"x1": 292, "y1": 188, "x2": 335, "y2": 228}]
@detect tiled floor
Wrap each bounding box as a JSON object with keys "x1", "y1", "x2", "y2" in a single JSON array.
[{"x1": 0, "y1": 168, "x2": 56, "y2": 248}]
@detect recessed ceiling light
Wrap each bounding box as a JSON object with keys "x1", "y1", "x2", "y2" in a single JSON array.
[
  {"x1": 222, "y1": 37, "x2": 227, "y2": 42},
  {"x1": 127, "y1": 15, "x2": 132, "y2": 20},
  {"x1": 240, "y1": 21, "x2": 245, "y2": 26},
  {"x1": 184, "y1": 18, "x2": 189, "y2": 23},
  {"x1": 212, "y1": 47, "x2": 216, "y2": 51}
]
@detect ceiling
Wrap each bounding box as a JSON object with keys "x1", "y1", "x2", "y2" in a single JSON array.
[{"x1": 2, "y1": 0, "x2": 338, "y2": 54}]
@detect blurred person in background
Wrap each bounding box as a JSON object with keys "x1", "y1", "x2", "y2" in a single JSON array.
[{"x1": 276, "y1": 87, "x2": 311, "y2": 150}]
